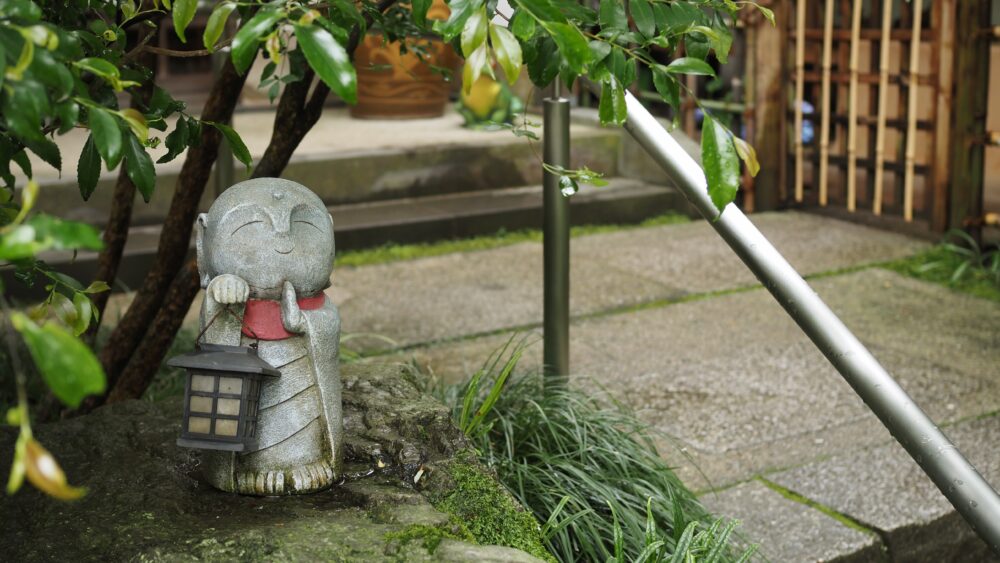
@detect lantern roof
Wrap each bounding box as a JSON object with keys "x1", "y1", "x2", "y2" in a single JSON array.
[{"x1": 167, "y1": 344, "x2": 280, "y2": 377}]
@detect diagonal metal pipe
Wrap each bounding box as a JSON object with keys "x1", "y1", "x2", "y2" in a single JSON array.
[{"x1": 606, "y1": 86, "x2": 1000, "y2": 553}]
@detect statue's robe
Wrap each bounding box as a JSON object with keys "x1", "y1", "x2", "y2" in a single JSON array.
[{"x1": 199, "y1": 293, "x2": 342, "y2": 495}]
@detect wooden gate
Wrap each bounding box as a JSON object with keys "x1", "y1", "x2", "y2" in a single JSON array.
[
  {"x1": 778, "y1": 0, "x2": 995, "y2": 236},
  {"x1": 786, "y1": 0, "x2": 944, "y2": 231}
]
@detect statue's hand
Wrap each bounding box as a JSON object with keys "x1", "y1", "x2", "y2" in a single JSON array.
[
  {"x1": 280, "y1": 280, "x2": 306, "y2": 333},
  {"x1": 207, "y1": 274, "x2": 249, "y2": 305}
]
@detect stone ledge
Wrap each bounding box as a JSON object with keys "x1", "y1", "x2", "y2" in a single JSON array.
[
  {"x1": 0, "y1": 363, "x2": 548, "y2": 562},
  {"x1": 700, "y1": 480, "x2": 885, "y2": 562},
  {"x1": 767, "y1": 414, "x2": 1000, "y2": 562}
]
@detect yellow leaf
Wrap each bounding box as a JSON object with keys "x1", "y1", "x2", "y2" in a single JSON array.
[
  {"x1": 6, "y1": 432, "x2": 27, "y2": 494},
  {"x1": 24, "y1": 438, "x2": 86, "y2": 500},
  {"x1": 732, "y1": 136, "x2": 760, "y2": 178},
  {"x1": 120, "y1": 109, "x2": 148, "y2": 144}
]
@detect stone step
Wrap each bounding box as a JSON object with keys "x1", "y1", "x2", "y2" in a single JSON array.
[
  {"x1": 30, "y1": 108, "x2": 622, "y2": 227},
  {"x1": 4, "y1": 178, "x2": 691, "y2": 300}
]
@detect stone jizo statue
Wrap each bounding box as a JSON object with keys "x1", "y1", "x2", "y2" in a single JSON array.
[{"x1": 196, "y1": 178, "x2": 341, "y2": 495}]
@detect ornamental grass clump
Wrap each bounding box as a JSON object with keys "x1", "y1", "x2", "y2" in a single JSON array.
[{"x1": 433, "y1": 340, "x2": 755, "y2": 562}]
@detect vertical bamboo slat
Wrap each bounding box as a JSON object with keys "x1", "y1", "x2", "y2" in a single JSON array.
[
  {"x1": 873, "y1": 0, "x2": 894, "y2": 215},
  {"x1": 902, "y1": 0, "x2": 924, "y2": 222},
  {"x1": 846, "y1": 0, "x2": 862, "y2": 212},
  {"x1": 818, "y1": 0, "x2": 835, "y2": 206},
  {"x1": 794, "y1": 0, "x2": 806, "y2": 203},
  {"x1": 930, "y1": 0, "x2": 955, "y2": 231}
]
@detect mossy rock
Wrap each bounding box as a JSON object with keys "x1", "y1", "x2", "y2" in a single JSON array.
[{"x1": 0, "y1": 363, "x2": 549, "y2": 562}]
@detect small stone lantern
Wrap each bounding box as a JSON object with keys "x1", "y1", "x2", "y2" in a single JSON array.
[{"x1": 168, "y1": 344, "x2": 279, "y2": 452}]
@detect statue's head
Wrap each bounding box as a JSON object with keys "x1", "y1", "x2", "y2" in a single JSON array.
[{"x1": 197, "y1": 178, "x2": 335, "y2": 300}]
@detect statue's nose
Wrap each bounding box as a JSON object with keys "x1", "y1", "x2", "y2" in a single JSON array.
[{"x1": 274, "y1": 235, "x2": 294, "y2": 255}]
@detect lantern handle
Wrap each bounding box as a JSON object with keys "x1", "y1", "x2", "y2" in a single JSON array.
[{"x1": 196, "y1": 304, "x2": 261, "y2": 350}]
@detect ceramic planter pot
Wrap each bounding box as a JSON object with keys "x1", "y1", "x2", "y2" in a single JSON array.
[{"x1": 350, "y1": 0, "x2": 458, "y2": 119}]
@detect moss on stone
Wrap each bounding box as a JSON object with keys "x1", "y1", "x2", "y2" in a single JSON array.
[
  {"x1": 424, "y1": 451, "x2": 555, "y2": 562},
  {"x1": 384, "y1": 518, "x2": 475, "y2": 555}
]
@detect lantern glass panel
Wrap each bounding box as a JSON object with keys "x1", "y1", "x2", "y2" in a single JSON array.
[
  {"x1": 215, "y1": 419, "x2": 239, "y2": 436},
  {"x1": 219, "y1": 377, "x2": 243, "y2": 394},
  {"x1": 190, "y1": 396, "x2": 214, "y2": 413},
  {"x1": 217, "y1": 398, "x2": 241, "y2": 416},
  {"x1": 188, "y1": 417, "x2": 212, "y2": 433},
  {"x1": 191, "y1": 375, "x2": 216, "y2": 392}
]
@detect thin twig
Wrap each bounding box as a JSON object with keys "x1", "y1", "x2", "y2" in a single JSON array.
[{"x1": 130, "y1": 36, "x2": 235, "y2": 60}]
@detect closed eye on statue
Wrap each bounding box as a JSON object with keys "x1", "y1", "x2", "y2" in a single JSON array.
[
  {"x1": 294, "y1": 220, "x2": 322, "y2": 232},
  {"x1": 231, "y1": 220, "x2": 263, "y2": 235}
]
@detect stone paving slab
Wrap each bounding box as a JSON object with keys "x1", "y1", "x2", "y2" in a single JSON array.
[
  {"x1": 699, "y1": 480, "x2": 885, "y2": 563},
  {"x1": 334, "y1": 212, "x2": 927, "y2": 351},
  {"x1": 391, "y1": 269, "x2": 1000, "y2": 490},
  {"x1": 768, "y1": 414, "x2": 1000, "y2": 562}
]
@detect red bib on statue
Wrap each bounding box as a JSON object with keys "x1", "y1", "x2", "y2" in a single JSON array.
[{"x1": 242, "y1": 295, "x2": 326, "y2": 340}]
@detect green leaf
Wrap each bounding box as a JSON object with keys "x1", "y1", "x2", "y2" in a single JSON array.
[
  {"x1": 209, "y1": 122, "x2": 252, "y2": 172},
  {"x1": 462, "y1": 43, "x2": 489, "y2": 95},
  {"x1": 71, "y1": 292, "x2": 93, "y2": 336},
  {"x1": 0, "y1": 225, "x2": 41, "y2": 260},
  {"x1": 75, "y1": 57, "x2": 119, "y2": 80},
  {"x1": 10, "y1": 149, "x2": 32, "y2": 180},
  {"x1": 599, "y1": 0, "x2": 627, "y2": 33},
  {"x1": 172, "y1": 0, "x2": 198, "y2": 42},
  {"x1": 411, "y1": 0, "x2": 431, "y2": 27},
  {"x1": 0, "y1": 0, "x2": 42, "y2": 21},
  {"x1": 435, "y1": 0, "x2": 480, "y2": 42},
  {"x1": 732, "y1": 136, "x2": 759, "y2": 177},
  {"x1": 54, "y1": 100, "x2": 79, "y2": 134},
  {"x1": 123, "y1": 133, "x2": 155, "y2": 202},
  {"x1": 231, "y1": 8, "x2": 284, "y2": 74},
  {"x1": 461, "y1": 7, "x2": 488, "y2": 57},
  {"x1": 701, "y1": 115, "x2": 739, "y2": 214},
  {"x1": 2, "y1": 79, "x2": 47, "y2": 142},
  {"x1": 757, "y1": 5, "x2": 775, "y2": 25},
  {"x1": 665, "y1": 56, "x2": 715, "y2": 76},
  {"x1": 651, "y1": 65, "x2": 680, "y2": 112},
  {"x1": 77, "y1": 135, "x2": 101, "y2": 200},
  {"x1": 629, "y1": 0, "x2": 654, "y2": 39},
  {"x1": 511, "y1": 0, "x2": 566, "y2": 26},
  {"x1": 24, "y1": 137, "x2": 60, "y2": 173},
  {"x1": 10, "y1": 312, "x2": 106, "y2": 408},
  {"x1": 27, "y1": 214, "x2": 103, "y2": 251},
  {"x1": 490, "y1": 24, "x2": 522, "y2": 85},
  {"x1": 88, "y1": 107, "x2": 122, "y2": 169},
  {"x1": 542, "y1": 22, "x2": 589, "y2": 75},
  {"x1": 157, "y1": 117, "x2": 189, "y2": 164},
  {"x1": 83, "y1": 280, "x2": 111, "y2": 294},
  {"x1": 292, "y1": 23, "x2": 357, "y2": 104},
  {"x1": 510, "y1": 9, "x2": 536, "y2": 41},
  {"x1": 598, "y1": 78, "x2": 626, "y2": 125},
  {"x1": 525, "y1": 35, "x2": 560, "y2": 87},
  {"x1": 203, "y1": 2, "x2": 237, "y2": 51}
]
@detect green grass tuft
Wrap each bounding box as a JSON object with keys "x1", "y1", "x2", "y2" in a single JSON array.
[
  {"x1": 884, "y1": 234, "x2": 1000, "y2": 303},
  {"x1": 431, "y1": 341, "x2": 750, "y2": 562}
]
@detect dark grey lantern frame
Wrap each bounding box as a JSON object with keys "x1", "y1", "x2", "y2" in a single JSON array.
[{"x1": 168, "y1": 343, "x2": 280, "y2": 452}]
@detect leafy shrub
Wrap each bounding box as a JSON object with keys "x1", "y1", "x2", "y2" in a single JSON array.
[{"x1": 431, "y1": 340, "x2": 755, "y2": 562}]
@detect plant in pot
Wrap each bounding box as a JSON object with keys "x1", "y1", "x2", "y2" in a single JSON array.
[{"x1": 351, "y1": 0, "x2": 459, "y2": 119}]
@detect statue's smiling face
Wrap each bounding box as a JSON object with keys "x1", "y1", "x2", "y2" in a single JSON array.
[{"x1": 200, "y1": 180, "x2": 335, "y2": 300}]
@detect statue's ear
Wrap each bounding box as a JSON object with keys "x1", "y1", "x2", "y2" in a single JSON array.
[{"x1": 196, "y1": 213, "x2": 210, "y2": 288}]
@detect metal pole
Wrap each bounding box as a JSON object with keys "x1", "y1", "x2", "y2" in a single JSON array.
[
  {"x1": 212, "y1": 48, "x2": 235, "y2": 197},
  {"x1": 543, "y1": 96, "x2": 570, "y2": 380},
  {"x1": 612, "y1": 87, "x2": 1000, "y2": 553}
]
